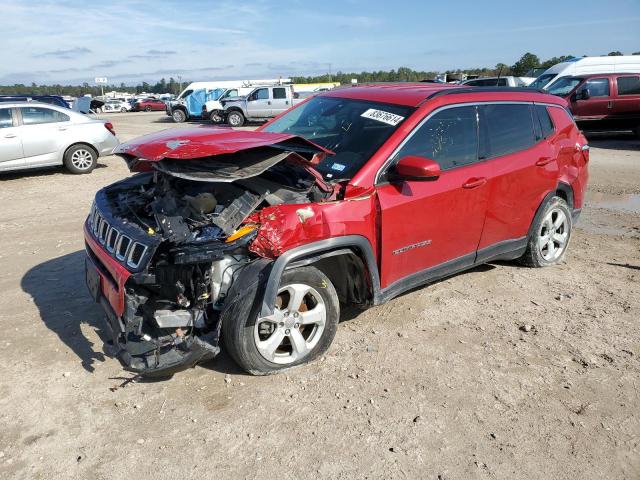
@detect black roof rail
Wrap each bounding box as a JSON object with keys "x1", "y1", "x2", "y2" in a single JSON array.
[{"x1": 425, "y1": 86, "x2": 547, "y2": 102}]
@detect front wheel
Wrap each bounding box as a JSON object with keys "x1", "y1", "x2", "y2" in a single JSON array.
[
  {"x1": 145, "y1": 106, "x2": 152, "y2": 112},
  {"x1": 520, "y1": 196, "x2": 572, "y2": 267},
  {"x1": 172, "y1": 109, "x2": 187, "y2": 123},
  {"x1": 120, "y1": 107, "x2": 127, "y2": 113},
  {"x1": 222, "y1": 266, "x2": 339, "y2": 375},
  {"x1": 226, "y1": 110, "x2": 245, "y2": 127},
  {"x1": 209, "y1": 110, "x2": 224, "y2": 123}
]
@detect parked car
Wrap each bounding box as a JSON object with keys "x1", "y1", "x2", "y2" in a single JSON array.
[
  {"x1": 132, "y1": 98, "x2": 166, "y2": 112},
  {"x1": 0, "y1": 102, "x2": 118, "y2": 174},
  {"x1": 546, "y1": 73, "x2": 640, "y2": 137},
  {"x1": 529, "y1": 56, "x2": 640, "y2": 90},
  {"x1": 84, "y1": 84, "x2": 588, "y2": 377},
  {"x1": 102, "y1": 100, "x2": 131, "y2": 113},
  {"x1": 461, "y1": 76, "x2": 535, "y2": 87},
  {"x1": 0, "y1": 95, "x2": 70, "y2": 108},
  {"x1": 222, "y1": 85, "x2": 300, "y2": 126}
]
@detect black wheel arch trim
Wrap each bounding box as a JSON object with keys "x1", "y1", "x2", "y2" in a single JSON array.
[{"x1": 259, "y1": 235, "x2": 381, "y2": 318}]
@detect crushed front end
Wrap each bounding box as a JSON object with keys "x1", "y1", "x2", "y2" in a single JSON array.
[{"x1": 83, "y1": 129, "x2": 336, "y2": 377}]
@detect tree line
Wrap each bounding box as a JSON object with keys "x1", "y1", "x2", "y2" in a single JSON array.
[{"x1": 1, "y1": 51, "x2": 638, "y2": 97}]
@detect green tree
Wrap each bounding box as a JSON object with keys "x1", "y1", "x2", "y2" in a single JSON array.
[
  {"x1": 511, "y1": 52, "x2": 540, "y2": 76},
  {"x1": 607, "y1": 51, "x2": 623, "y2": 56}
]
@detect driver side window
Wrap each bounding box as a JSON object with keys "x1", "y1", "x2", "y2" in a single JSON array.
[
  {"x1": 250, "y1": 88, "x2": 269, "y2": 101},
  {"x1": 392, "y1": 106, "x2": 479, "y2": 171}
]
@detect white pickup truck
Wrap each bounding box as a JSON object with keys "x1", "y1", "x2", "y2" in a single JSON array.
[{"x1": 219, "y1": 85, "x2": 300, "y2": 127}]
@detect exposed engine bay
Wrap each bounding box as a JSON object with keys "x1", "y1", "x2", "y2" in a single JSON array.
[{"x1": 87, "y1": 140, "x2": 338, "y2": 377}]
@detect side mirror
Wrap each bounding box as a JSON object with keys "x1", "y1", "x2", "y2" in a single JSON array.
[
  {"x1": 576, "y1": 88, "x2": 590, "y2": 101},
  {"x1": 389, "y1": 155, "x2": 441, "y2": 182}
]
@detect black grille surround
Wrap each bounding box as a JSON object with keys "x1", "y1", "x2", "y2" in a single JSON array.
[{"x1": 87, "y1": 188, "x2": 162, "y2": 273}]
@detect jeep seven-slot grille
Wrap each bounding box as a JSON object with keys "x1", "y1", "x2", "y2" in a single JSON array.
[{"x1": 88, "y1": 203, "x2": 148, "y2": 269}]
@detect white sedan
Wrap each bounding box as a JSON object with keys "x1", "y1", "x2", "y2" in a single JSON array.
[
  {"x1": 0, "y1": 102, "x2": 119, "y2": 174},
  {"x1": 102, "y1": 100, "x2": 131, "y2": 113}
]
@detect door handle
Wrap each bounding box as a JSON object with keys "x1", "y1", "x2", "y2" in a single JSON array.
[
  {"x1": 536, "y1": 157, "x2": 553, "y2": 166},
  {"x1": 4, "y1": 133, "x2": 17, "y2": 138},
  {"x1": 462, "y1": 177, "x2": 487, "y2": 189},
  {"x1": 267, "y1": 101, "x2": 271, "y2": 105},
  {"x1": 607, "y1": 101, "x2": 613, "y2": 109},
  {"x1": 58, "y1": 127, "x2": 67, "y2": 131}
]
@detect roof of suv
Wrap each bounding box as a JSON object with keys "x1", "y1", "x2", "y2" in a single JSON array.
[{"x1": 319, "y1": 83, "x2": 566, "y2": 107}]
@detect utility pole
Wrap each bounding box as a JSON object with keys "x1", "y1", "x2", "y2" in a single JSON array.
[{"x1": 178, "y1": 75, "x2": 182, "y2": 95}]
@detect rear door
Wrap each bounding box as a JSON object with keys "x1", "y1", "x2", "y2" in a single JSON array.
[
  {"x1": 0, "y1": 107, "x2": 24, "y2": 169},
  {"x1": 572, "y1": 77, "x2": 613, "y2": 119},
  {"x1": 612, "y1": 75, "x2": 640, "y2": 115},
  {"x1": 476, "y1": 103, "x2": 557, "y2": 255},
  {"x1": 18, "y1": 106, "x2": 71, "y2": 165},
  {"x1": 270, "y1": 87, "x2": 291, "y2": 114},
  {"x1": 376, "y1": 105, "x2": 489, "y2": 288},
  {"x1": 246, "y1": 88, "x2": 271, "y2": 118}
]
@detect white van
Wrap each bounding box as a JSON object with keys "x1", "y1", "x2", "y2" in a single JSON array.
[{"x1": 529, "y1": 56, "x2": 640, "y2": 90}]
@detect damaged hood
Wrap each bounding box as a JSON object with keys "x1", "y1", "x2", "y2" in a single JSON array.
[
  {"x1": 113, "y1": 128, "x2": 333, "y2": 186},
  {"x1": 114, "y1": 128, "x2": 332, "y2": 164}
]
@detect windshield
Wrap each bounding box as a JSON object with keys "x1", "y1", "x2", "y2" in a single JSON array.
[
  {"x1": 529, "y1": 73, "x2": 557, "y2": 90},
  {"x1": 263, "y1": 96, "x2": 414, "y2": 180},
  {"x1": 547, "y1": 77, "x2": 583, "y2": 96}
]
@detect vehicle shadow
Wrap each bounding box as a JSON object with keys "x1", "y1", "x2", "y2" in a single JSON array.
[
  {"x1": 21, "y1": 250, "x2": 108, "y2": 373},
  {"x1": 0, "y1": 164, "x2": 107, "y2": 181}
]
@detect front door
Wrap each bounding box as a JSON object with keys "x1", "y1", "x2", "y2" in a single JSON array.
[
  {"x1": 246, "y1": 88, "x2": 271, "y2": 118},
  {"x1": 0, "y1": 107, "x2": 24, "y2": 169},
  {"x1": 572, "y1": 77, "x2": 613, "y2": 119},
  {"x1": 376, "y1": 105, "x2": 489, "y2": 289}
]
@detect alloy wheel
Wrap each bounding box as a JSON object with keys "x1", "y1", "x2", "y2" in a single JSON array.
[
  {"x1": 538, "y1": 207, "x2": 569, "y2": 261},
  {"x1": 254, "y1": 283, "x2": 327, "y2": 364},
  {"x1": 70, "y1": 149, "x2": 94, "y2": 170}
]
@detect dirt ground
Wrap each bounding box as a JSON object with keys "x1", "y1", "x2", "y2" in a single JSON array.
[{"x1": 0, "y1": 111, "x2": 638, "y2": 480}]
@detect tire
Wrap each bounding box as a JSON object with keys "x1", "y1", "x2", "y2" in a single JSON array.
[
  {"x1": 120, "y1": 108, "x2": 127, "y2": 113},
  {"x1": 226, "y1": 110, "x2": 245, "y2": 127},
  {"x1": 172, "y1": 109, "x2": 187, "y2": 123},
  {"x1": 634, "y1": 125, "x2": 640, "y2": 139},
  {"x1": 520, "y1": 196, "x2": 572, "y2": 267},
  {"x1": 145, "y1": 106, "x2": 152, "y2": 112},
  {"x1": 209, "y1": 111, "x2": 223, "y2": 123},
  {"x1": 222, "y1": 266, "x2": 340, "y2": 375},
  {"x1": 64, "y1": 144, "x2": 97, "y2": 174}
]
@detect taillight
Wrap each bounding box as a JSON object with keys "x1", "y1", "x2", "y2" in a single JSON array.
[{"x1": 104, "y1": 122, "x2": 116, "y2": 136}]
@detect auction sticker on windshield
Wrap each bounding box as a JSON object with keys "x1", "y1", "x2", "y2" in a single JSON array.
[{"x1": 360, "y1": 108, "x2": 405, "y2": 126}]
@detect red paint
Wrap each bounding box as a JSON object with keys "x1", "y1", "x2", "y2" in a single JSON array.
[
  {"x1": 84, "y1": 222, "x2": 131, "y2": 316},
  {"x1": 131, "y1": 99, "x2": 166, "y2": 111},
  {"x1": 114, "y1": 128, "x2": 332, "y2": 167}
]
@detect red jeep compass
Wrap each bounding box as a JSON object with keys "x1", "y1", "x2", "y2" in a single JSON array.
[{"x1": 84, "y1": 84, "x2": 589, "y2": 376}]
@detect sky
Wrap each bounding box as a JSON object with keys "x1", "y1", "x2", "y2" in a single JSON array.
[{"x1": 1, "y1": 0, "x2": 639, "y2": 86}]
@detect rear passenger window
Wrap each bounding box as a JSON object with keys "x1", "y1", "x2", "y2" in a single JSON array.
[
  {"x1": 393, "y1": 106, "x2": 478, "y2": 171},
  {"x1": 535, "y1": 105, "x2": 555, "y2": 138},
  {"x1": 0, "y1": 108, "x2": 12, "y2": 128},
  {"x1": 20, "y1": 107, "x2": 69, "y2": 125},
  {"x1": 617, "y1": 76, "x2": 640, "y2": 95},
  {"x1": 480, "y1": 104, "x2": 536, "y2": 158},
  {"x1": 273, "y1": 88, "x2": 287, "y2": 99}
]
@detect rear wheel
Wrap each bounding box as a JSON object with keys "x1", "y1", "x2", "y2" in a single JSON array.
[
  {"x1": 120, "y1": 107, "x2": 127, "y2": 113},
  {"x1": 222, "y1": 266, "x2": 339, "y2": 375},
  {"x1": 172, "y1": 109, "x2": 187, "y2": 123},
  {"x1": 520, "y1": 196, "x2": 572, "y2": 267},
  {"x1": 64, "y1": 144, "x2": 97, "y2": 174},
  {"x1": 226, "y1": 110, "x2": 245, "y2": 127}
]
